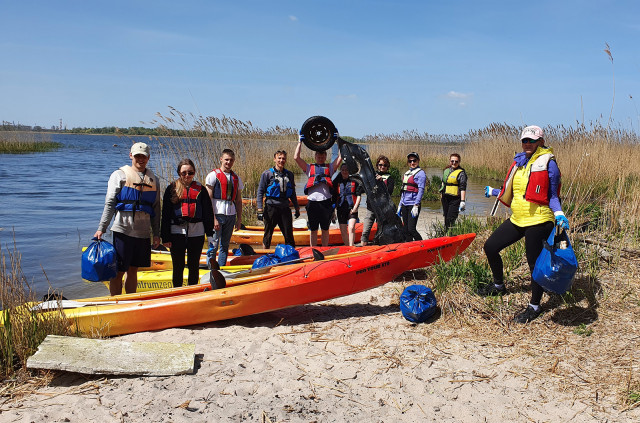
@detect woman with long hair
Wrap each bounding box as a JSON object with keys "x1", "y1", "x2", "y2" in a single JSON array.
[{"x1": 161, "y1": 159, "x2": 214, "y2": 287}]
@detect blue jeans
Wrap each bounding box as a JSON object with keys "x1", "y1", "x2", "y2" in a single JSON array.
[{"x1": 210, "y1": 214, "x2": 236, "y2": 267}]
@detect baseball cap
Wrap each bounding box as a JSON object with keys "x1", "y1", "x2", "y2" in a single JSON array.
[
  {"x1": 407, "y1": 152, "x2": 420, "y2": 160},
  {"x1": 130, "y1": 142, "x2": 150, "y2": 157},
  {"x1": 520, "y1": 126, "x2": 544, "y2": 141}
]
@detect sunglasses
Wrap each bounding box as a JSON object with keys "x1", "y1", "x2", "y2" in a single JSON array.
[
  {"x1": 408, "y1": 159, "x2": 418, "y2": 163},
  {"x1": 521, "y1": 138, "x2": 539, "y2": 144},
  {"x1": 450, "y1": 160, "x2": 459, "y2": 164},
  {"x1": 377, "y1": 163, "x2": 388, "y2": 168},
  {"x1": 180, "y1": 171, "x2": 195, "y2": 176}
]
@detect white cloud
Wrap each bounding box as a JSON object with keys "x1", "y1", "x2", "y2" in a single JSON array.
[
  {"x1": 335, "y1": 94, "x2": 358, "y2": 101},
  {"x1": 289, "y1": 15, "x2": 298, "y2": 22},
  {"x1": 445, "y1": 91, "x2": 472, "y2": 99}
]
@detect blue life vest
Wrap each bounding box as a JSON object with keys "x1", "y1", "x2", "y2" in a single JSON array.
[
  {"x1": 266, "y1": 167, "x2": 294, "y2": 199},
  {"x1": 115, "y1": 166, "x2": 157, "y2": 217},
  {"x1": 337, "y1": 179, "x2": 357, "y2": 208}
]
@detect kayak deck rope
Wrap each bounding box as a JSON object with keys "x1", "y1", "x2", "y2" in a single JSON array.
[{"x1": 303, "y1": 258, "x2": 353, "y2": 278}]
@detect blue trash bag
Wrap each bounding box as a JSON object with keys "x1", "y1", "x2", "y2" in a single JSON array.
[
  {"x1": 81, "y1": 238, "x2": 117, "y2": 282},
  {"x1": 399, "y1": 285, "x2": 437, "y2": 323},
  {"x1": 274, "y1": 244, "x2": 300, "y2": 263},
  {"x1": 232, "y1": 248, "x2": 243, "y2": 256},
  {"x1": 532, "y1": 227, "x2": 578, "y2": 294},
  {"x1": 252, "y1": 253, "x2": 281, "y2": 269}
]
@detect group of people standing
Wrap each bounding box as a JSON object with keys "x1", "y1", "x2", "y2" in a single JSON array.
[
  {"x1": 95, "y1": 145, "x2": 244, "y2": 295},
  {"x1": 95, "y1": 124, "x2": 569, "y2": 323}
]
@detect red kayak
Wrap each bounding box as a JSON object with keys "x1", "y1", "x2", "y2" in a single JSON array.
[{"x1": 43, "y1": 234, "x2": 476, "y2": 336}]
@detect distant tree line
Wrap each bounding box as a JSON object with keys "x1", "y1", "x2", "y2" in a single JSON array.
[{"x1": 0, "y1": 121, "x2": 185, "y2": 136}]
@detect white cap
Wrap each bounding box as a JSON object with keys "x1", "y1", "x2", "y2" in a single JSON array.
[
  {"x1": 520, "y1": 126, "x2": 544, "y2": 141},
  {"x1": 130, "y1": 142, "x2": 150, "y2": 157}
]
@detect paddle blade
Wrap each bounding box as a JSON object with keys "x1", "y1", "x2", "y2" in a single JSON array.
[
  {"x1": 208, "y1": 257, "x2": 220, "y2": 271},
  {"x1": 239, "y1": 244, "x2": 256, "y2": 255},
  {"x1": 311, "y1": 249, "x2": 325, "y2": 261},
  {"x1": 210, "y1": 270, "x2": 226, "y2": 289},
  {"x1": 200, "y1": 270, "x2": 226, "y2": 289}
]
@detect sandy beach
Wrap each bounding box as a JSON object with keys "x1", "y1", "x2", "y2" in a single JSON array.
[{"x1": 2, "y1": 211, "x2": 639, "y2": 422}]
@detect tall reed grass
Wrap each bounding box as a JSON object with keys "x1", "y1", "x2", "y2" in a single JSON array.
[
  {"x1": 0, "y1": 132, "x2": 60, "y2": 154},
  {"x1": 0, "y1": 242, "x2": 71, "y2": 379},
  {"x1": 147, "y1": 108, "x2": 304, "y2": 199},
  {"x1": 143, "y1": 108, "x2": 639, "y2": 242},
  {"x1": 360, "y1": 121, "x2": 640, "y2": 243}
]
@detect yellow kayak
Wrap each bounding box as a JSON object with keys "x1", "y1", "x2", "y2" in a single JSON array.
[{"x1": 104, "y1": 265, "x2": 251, "y2": 293}]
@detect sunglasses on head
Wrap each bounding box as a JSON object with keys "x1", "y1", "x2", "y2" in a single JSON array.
[
  {"x1": 180, "y1": 171, "x2": 195, "y2": 176},
  {"x1": 521, "y1": 138, "x2": 539, "y2": 144}
]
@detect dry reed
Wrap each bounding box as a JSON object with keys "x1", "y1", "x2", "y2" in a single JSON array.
[
  {"x1": 147, "y1": 108, "x2": 305, "y2": 198},
  {"x1": 0, "y1": 241, "x2": 72, "y2": 379}
]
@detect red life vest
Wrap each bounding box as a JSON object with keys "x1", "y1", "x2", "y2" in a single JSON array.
[
  {"x1": 211, "y1": 168, "x2": 239, "y2": 201},
  {"x1": 304, "y1": 164, "x2": 333, "y2": 194},
  {"x1": 401, "y1": 168, "x2": 422, "y2": 193},
  {"x1": 498, "y1": 153, "x2": 560, "y2": 207},
  {"x1": 179, "y1": 181, "x2": 203, "y2": 218},
  {"x1": 337, "y1": 180, "x2": 357, "y2": 207}
]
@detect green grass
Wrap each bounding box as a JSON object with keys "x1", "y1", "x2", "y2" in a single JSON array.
[
  {"x1": 628, "y1": 389, "x2": 640, "y2": 405},
  {"x1": 572, "y1": 323, "x2": 593, "y2": 337},
  {"x1": 0, "y1": 132, "x2": 61, "y2": 154}
]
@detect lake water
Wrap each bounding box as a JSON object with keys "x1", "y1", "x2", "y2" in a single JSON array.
[{"x1": 0, "y1": 134, "x2": 498, "y2": 299}]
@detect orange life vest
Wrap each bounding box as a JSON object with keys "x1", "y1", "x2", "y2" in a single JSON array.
[{"x1": 304, "y1": 164, "x2": 333, "y2": 194}]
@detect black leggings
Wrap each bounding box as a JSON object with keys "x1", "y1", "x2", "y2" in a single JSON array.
[
  {"x1": 170, "y1": 234, "x2": 205, "y2": 287},
  {"x1": 441, "y1": 195, "x2": 461, "y2": 230},
  {"x1": 401, "y1": 204, "x2": 422, "y2": 241},
  {"x1": 483, "y1": 219, "x2": 553, "y2": 305}
]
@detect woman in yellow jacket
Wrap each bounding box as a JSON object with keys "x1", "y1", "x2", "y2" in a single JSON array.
[
  {"x1": 481, "y1": 126, "x2": 570, "y2": 323},
  {"x1": 439, "y1": 153, "x2": 467, "y2": 231}
]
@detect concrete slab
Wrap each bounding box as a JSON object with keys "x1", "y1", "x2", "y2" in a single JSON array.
[{"x1": 27, "y1": 335, "x2": 195, "y2": 376}]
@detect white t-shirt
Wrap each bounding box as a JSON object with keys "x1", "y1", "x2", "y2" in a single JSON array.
[
  {"x1": 306, "y1": 163, "x2": 335, "y2": 202},
  {"x1": 205, "y1": 170, "x2": 244, "y2": 215}
]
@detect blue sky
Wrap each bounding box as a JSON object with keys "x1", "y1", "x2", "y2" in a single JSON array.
[{"x1": 1, "y1": 0, "x2": 639, "y2": 137}]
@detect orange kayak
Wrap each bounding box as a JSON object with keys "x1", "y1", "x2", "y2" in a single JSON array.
[
  {"x1": 242, "y1": 196, "x2": 308, "y2": 207},
  {"x1": 117, "y1": 246, "x2": 375, "y2": 292},
  {"x1": 144, "y1": 245, "x2": 365, "y2": 270},
  {"x1": 41, "y1": 234, "x2": 475, "y2": 336},
  {"x1": 231, "y1": 223, "x2": 377, "y2": 246}
]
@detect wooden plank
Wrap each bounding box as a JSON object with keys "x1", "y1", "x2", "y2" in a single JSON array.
[{"x1": 27, "y1": 335, "x2": 195, "y2": 376}]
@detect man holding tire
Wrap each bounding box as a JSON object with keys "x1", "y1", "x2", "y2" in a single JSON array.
[{"x1": 294, "y1": 139, "x2": 342, "y2": 246}]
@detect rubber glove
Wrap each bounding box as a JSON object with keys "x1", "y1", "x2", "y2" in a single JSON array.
[
  {"x1": 459, "y1": 201, "x2": 466, "y2": 212},
  {"x1": 411, "y1": 205, "x2": 419, "y2": 218},
  {"x1": 555, "y1": 213, "x2": 570, "y2": 231},
  {"x1": 294, "y1": 209, "x2": 300, "y2": 219},
  {"x1": 396, "y1": 204, "x2": 402, "y2": 217},
  {"x1": 484, "y1": 186, "x2": 493, "y2": 198},
  {"x1": 257, "y1": 211, "x2": 264, "y2": 221}
]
